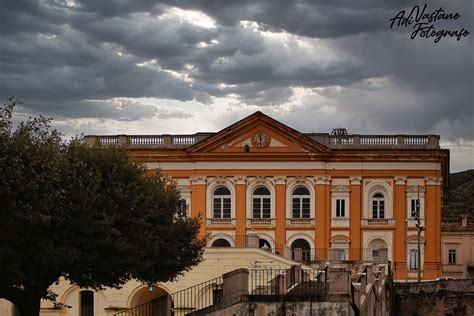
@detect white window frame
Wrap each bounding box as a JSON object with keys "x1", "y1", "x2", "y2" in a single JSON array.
[
  {"x1": 331, "y1": 186, "x2": 350, "y2": 227},
  {"x1": 448, "y1": 248, "x2": 457, "y2": 264},
  {"x1": 285, "y1": 178, "x2": 315, "y2": 220},
  {"x1": 406, "y1": 237, "x2": 425, "y2": 272},
  {"x1": 177, "y1": 186, "x2": 191, "y2": 218},
  {"x1": 372, "y1": 192, "x2": 386, "y2": 219},
  {"x1": 252, "y1": 186, "x2": 271, "y2": 219},
  {"x1": 406, "y1": 186, "x2": 425, "y2": 227},
  {"x1": 206, "y1": 178, "x2": 235, "y2": 220},
  {"x1": 410, "y1": 249, "x2": 419, "y2": 270},
  {"x1": 212, "y1": 187, "x2": 232, "y2": 219},
  {"x1": 291, "y1": 186, "x2": 311, "y2": 219},
  {"x1": 363, "y1": 180, "x2": 392, "y2": 219},
  {"x1": 246, "y1": 177, "x2": 275, "y2": 220}
]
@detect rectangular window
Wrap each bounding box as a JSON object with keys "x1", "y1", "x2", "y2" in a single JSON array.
[
  {"x1": 262, "y1": 198, "x2": 271, "y2": 218},
  {"x1": 372, "y1": 200, "x2": 378, "y2": 219},
  {"x1": 336, "y1": 199, "x2": 346, "y2": 218},
  {"x1": 253, "y1": 197, "x2": 270, "y2": 218},
  {"x1": 448, "y1": 249, "x2": 456, "y2": 264},
  {"x1": 302, "y1": 198, "x2": 310, "y2": 218},
  {"x1": 213, "y1": 198, "x2": 221, "y2": 218},
  {"x1": 379, "y1": 201, "x2": 385, "y2": 219},
  {"x1": 410, "y1": 249, "x2": 419, "y2": 270},
  {"x1": 253, "y1": 198, "x2": 261, "y2": 218},
  {"x1": 410, "y1": 199, "x2": 420, "y2": 218},
  {"x1": 292, "y1": 198, "x2": 301, "y2": 218},
  {"x1": 222, "y1": 198, "x2": 231, "y2": 218}
]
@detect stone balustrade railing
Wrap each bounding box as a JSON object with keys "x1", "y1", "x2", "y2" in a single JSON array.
[{"x1": 84, "y1": 133, "x2": 440, "y2": 149}]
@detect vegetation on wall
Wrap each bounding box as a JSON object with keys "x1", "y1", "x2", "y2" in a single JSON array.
[
  {"x1": 0, "y1": 98, "x2": 204, "y2": 316},
  {"x1": 442, "y1": 169, "x2": 474, "y2": 223}
]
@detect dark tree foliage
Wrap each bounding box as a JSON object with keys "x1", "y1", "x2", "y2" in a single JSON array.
[
  {"x1": 0, "y1": 98, "x2": 204, "y2": 315},
  {"x1": 442, "y1": 169, "x2": 474, "y2": 223}
]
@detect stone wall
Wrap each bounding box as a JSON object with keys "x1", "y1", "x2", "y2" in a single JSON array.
[
  {"x1": 199, "y1": 300, "x2": 355, "y2": 316},
  {"x1": 394, "y1": 280, "x2": 474, "y2": 315}
]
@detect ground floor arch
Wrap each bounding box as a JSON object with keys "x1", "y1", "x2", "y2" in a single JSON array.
[{"x1": 128, "y1": 285, "x2": 173, "y2": 315}]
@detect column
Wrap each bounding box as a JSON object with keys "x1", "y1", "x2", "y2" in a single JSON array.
[
  {"x1": 349, "y1": 176, "x2": 362, "y2": 260},
  {"x1": 325, "y1": 178, "x2": 332, "y2": 251},
  {"x1": 190, "y1": 176, "x2": 207, "y2": 237},
  {"x1": 424, "y1": 176, "x2": 442, "y2": 278},
  {"x1": 393, "y1": 176, "x2": 407, "y2": 280},
  {"x1": 274, "y1": 176, "x2": 287, "y2": 250},
  {"x1": 315, "y1": 176, "x2": 329, "y2": 251},
  {"x1": 234, "y1": 176, "x2": 247, "y2": 245}
]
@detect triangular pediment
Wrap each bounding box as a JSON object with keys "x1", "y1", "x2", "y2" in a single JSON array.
[{"x1": 187, "y1": 112, "x2": 329, "y2": 154}]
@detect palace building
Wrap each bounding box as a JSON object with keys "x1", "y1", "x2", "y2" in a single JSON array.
[{"x1": 85, "y1": 111, "x2": 449, "y2": 281}]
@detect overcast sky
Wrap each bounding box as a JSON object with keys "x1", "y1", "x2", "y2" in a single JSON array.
[{"x1": 1, "y1": 0, "x2": 472, "y2": 172}]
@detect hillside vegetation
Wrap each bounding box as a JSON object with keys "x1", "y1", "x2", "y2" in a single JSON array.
[{"x1": 442, "y1": 169, "x2": 474, "y2": 223}]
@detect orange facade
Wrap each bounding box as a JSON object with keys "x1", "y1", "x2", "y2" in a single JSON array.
[{"x1": 86, "y1": 112, "x2": 449, "y2": 280}]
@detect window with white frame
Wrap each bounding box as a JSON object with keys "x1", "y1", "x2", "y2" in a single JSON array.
[
  {"x1": 448, "y1": 249, "x2": 457, "y2": 264},
  {"x1": 252, "y1": 186, "x2": 271, "y2": 218},
  {"x1": 213, "y1": 186, "x2": 231, "y2": 218},
  {"x1": 372, "y1": 193, "x2": 385, "y2": 219},
  {"x1": 410, "y1": 249, "x2": 419, "y2": 270},
  {"x1": 292, "y1": 186, "x2": 310, "y2": 218},
  {"x1": 336, "y1": 199, "x2": 346, "y2": 218}
]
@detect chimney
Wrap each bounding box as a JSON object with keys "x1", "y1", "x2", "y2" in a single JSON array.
[{"x1": 461, "y1": 214, "x2": 468, "y2": 227}]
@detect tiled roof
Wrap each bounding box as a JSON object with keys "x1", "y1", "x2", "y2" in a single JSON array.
[{"x1": 442, "y1": 223, "x2": 474, "y2": 232}]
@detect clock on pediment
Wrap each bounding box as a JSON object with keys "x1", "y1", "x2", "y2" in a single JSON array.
[{"x1": 252, "y1": 131, "x2": 270, "y2": 148}]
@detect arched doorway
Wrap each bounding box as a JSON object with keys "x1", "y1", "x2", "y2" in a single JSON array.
[
  {"x1": 128, "y1": 286, "x2": 173, "y2": 316},
  {"x1": 211, "y1": 238, "x2": 231, "y2": 247},
  {"x1": 259, "y1": 238, "x2": 272, "y2": 251},
  {"x1": 291, "y1": 239, "x2": 311, "y2": 262}
]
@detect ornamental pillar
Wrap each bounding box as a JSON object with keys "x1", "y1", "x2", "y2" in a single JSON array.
[
  {"x1": 190, "y1": 176, "x2": 207, "y2": 237},
  {"x1": 349, "y1": 176, "x2": 362, "y2": 260}
]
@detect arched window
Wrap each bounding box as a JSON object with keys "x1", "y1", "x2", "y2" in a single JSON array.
[
  {"x1": 211, "y1": 239, "x2": 231, "y2": 247},
  {"x1": 292, "y1": 187, "x2": 310, "y2": 218},
  {"x1": 213, "y1": 187, "x2": 231, "y2": 218},
  {"x1": 372, "y1": 193, "x2": 385, "y2": 219},
  {"x1": 252, "y1": 186, "x2": 271, "y2": 218},
  {"x1": 291, "y1": 239, "x2": 311, "y2": 262},
  {"x1": 80, "y1": 290, "x2": 94, "y2": 316}
]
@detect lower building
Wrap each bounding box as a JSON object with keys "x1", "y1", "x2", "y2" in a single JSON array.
[{"x1": 441, "y1": 214, "x2": 474, "y2": 279}]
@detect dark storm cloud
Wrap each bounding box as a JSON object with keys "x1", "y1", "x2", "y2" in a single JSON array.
[{"x1": 0, "y1": 0, "x2": 472, "y2": 157}]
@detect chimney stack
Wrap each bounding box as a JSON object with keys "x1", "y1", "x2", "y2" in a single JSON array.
[{"x1": 461, "y1": 214, "x2": 468, "y2": 227}]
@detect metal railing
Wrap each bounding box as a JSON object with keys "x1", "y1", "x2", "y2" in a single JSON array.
[
  {"x1": 248, "y1": 266, "x2": 328, "y2": 296},
  {"x1": 114, "y1": 302, "x2": 154, "y2": 316},
  {"x1": 289, "y1": 248, "x2": 390, "y2": 263},
  {"x1": 171, "y1": 276, "x2": 223, "y2": 316}
]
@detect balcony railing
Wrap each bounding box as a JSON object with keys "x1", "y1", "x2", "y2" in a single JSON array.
[
  {"x1": 361, "y1": 218, "x2": 395, "y2": 226},
  {"x1": 247, "y1": 218, "x2": 274, "y2": 226},
  {"x1": 331, "y1": 218, "x2": 350, "y2": 227},
  {"x1": 85, "y1": 133, "x2": 440, "y2": 149},
  {"x1": 206, "y1": 218, "x2": 235, "y2": 226},
  {"x1": 286, "y1": 218, "x2": 315, "y2": 226}
]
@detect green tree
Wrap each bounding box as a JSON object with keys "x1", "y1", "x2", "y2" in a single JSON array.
[{"x1": 0, "y1": 98, "x2": 204, "y2": 316}]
